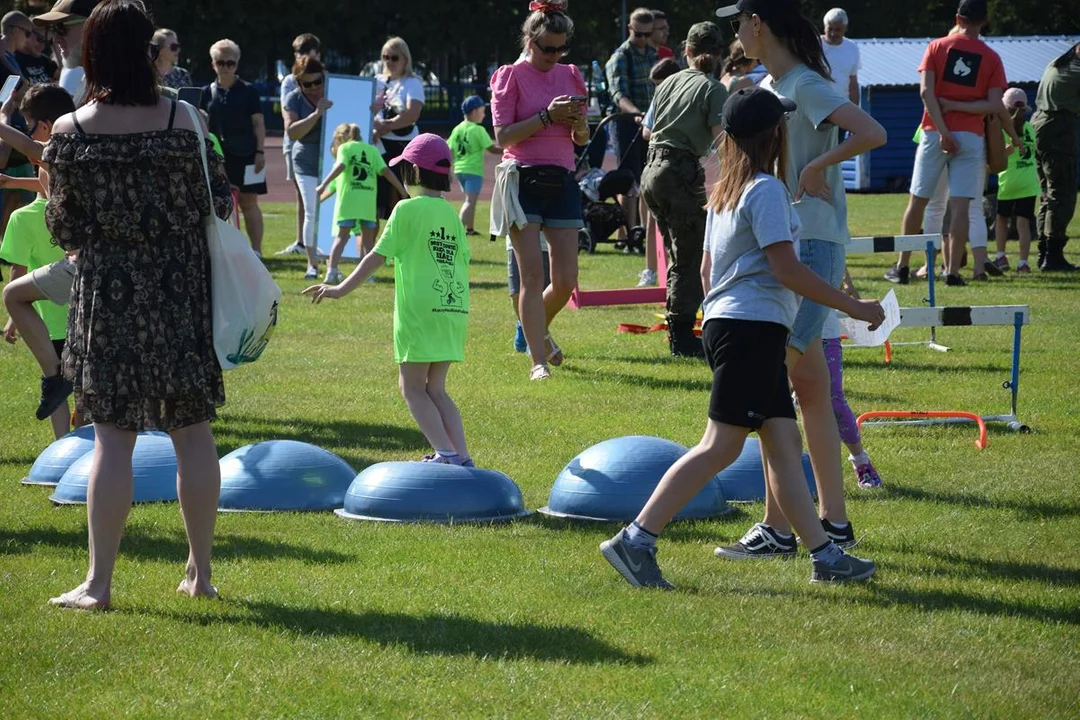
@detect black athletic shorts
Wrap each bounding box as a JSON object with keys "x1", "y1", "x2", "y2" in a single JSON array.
[
  {"x1": 996, "y1": 196, "x2": 1036, "y2": 222},
  {"x1": 702, "y1": 319, "x2": 796, "y2": 430}
]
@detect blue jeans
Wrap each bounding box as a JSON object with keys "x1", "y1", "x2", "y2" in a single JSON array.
[{"x1": 789, "y1": 239, "x2": 846, "y2": 354}]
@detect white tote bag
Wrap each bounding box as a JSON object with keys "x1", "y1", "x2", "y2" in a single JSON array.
[{"x1": 182, "y1": 101, "x2": 281, "y2": 370}]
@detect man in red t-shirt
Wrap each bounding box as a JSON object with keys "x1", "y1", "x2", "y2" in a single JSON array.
[
  {"x1": 650, "y1": 9, "x2": 674, "y2": 60},
  {"x1": 894, "y1": 0, "x2": 1023, "y2": 287}
]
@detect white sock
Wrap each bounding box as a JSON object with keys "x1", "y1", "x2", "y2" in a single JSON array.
[
  {"x1": 811, "y1": 541, "x2": 844, "y2": 565},
  {"x1": 996, "y1": 251, "x2": 1006, "y2": 260},
  {"x1": 1018, "y1": 259, "x2": 1029, "y2": 267},
  {"x1": 849, "y1": 451, "x2": 870, "y2": 466}
]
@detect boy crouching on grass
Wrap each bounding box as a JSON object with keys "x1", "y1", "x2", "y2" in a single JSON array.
[{"x1": 0, "y1": 84, "x2": 79, "y2": 439}]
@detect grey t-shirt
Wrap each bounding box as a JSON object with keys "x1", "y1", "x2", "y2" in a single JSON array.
[
  {"x1": 280, "y1": 74, "x2": 298, "y2": 153},
  {"x1": 761, "y1": 64, "x2": 849, "y2": 244},
  {"x1": 284, "y1": 88, "x2": 322, "y2": 177},
  {"x1": 702, "y1": 173, "x2": 802, "y2": 330}
]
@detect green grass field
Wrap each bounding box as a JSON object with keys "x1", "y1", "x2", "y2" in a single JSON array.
[{"x1": 2, "y1": 195, "x2": 1078, "y2": 718}]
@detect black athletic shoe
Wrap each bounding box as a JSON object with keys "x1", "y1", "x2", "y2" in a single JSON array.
[
  {"x1": 945, "y1": 273, "x2": 967, "y2": 287},
  {"x1": 811, "y1": 551, "x2": 876, "y2": 583},
  {"x1": 821, "y1": 518, "x2": 858, "y2": 549},
  {"x1": 884, "y1": 265, "x2": 910, "y2": 284},
  {"x1": 600, "y1": 531, "x2": 674, "y2": 589},
  {"x1": 36, "y1": 373, "x2": 73, "y2": 421},
  {"x1": 715, "y1": 523, "x2": 798, "y2": 560},
  {"x1": 983, "y1": 260, "x2": 1004, "y2": 277}
]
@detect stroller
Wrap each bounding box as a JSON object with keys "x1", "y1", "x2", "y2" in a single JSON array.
[{"x1": 575, "y1": 113, "x2": 647, "y2": 255}]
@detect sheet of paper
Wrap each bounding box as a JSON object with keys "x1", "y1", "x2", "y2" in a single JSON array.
[
  {"x1": 244, "y1": 165, "x2": 266, "y2": 186},
  {"x1": 839, "y1": 289, "x2": 900, "y2": 346}
]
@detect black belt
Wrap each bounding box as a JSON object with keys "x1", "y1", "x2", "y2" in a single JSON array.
[{"x1": 647, "y1": 145, "x2": 697, "y2": 159}]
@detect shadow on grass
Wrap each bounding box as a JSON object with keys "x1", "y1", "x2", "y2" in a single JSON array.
[
  {"x1": 893, "y1": 549, "x2": 1080, "y2": 587},
  {"x1": 0, "y1": 525, "x2": 355, "y2": 564},
  {"x1": 562, "y1": 365, "x2": 711, "y2": 394},
  {"x1": 213, "y1": 414, "x2": 428, "y2": 463},
  {"x1": 881, "y1": 484, "x2": 1080, "y2": 520},
  {"x1": 146, "y1": 602, "x2": 654, "y2": 665}
]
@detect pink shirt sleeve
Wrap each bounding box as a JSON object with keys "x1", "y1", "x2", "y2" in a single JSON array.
[
  {"x1": 568, "y1": 63, "x2": 587, "y2": 97},
  {"x1": 490, "y1": 64, "x2": 518, "y2": 128}
]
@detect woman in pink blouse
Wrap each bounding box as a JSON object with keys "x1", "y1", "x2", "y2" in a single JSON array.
[{"x1": 491, "y1": 0, "x2": 588, "y2": 382}]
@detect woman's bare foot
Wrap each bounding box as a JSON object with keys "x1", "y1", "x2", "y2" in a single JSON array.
[
  {"x1": 48, "y1": 582, "x2": 110, "y2": 610},
  {"x1": 177, "y1": 577, "x2": 218, "y2": 599}
]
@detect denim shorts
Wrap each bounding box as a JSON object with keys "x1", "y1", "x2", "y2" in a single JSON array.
[
  {"x1": 507, "y1": 248, "x2": 551, "y2": 296},
  {"x1": 789, "y1": 239, "x2": 846, "y2": 354},
  {"x1": 457, "y1": 173, "x2": 483, "y2": 195},
  {"x1": 338, "y1": 219, "x2": 379, "y2": 229},
  {"x1": 517, "y1": 166, "x2": 583, "y2": 230}
]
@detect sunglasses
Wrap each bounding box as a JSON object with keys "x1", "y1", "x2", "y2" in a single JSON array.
[
  {"x1": 533, "y1": 41, "x2": 570, "y2": 56},
  {"x1": 382, "y1": 54, "x2": 400, "y2": 62},
  {"x1": 301, "y1": 76, "x2": 324, "y2": 89},
  {"x1": 729, "y1": 18, "x2": 742, "y2": 34},
  {"x1": 632, "y1": 30, "x2": 651, "y2": 38},
  {"x1": 32, "y1": 31, "x2": 46, "y2": 43},
  {"x1": 214, "y1": 59, "x2": 237, "y2": 68},
  {"x1": 168, "y1": 43, "x2": 181, "y2": 52}
]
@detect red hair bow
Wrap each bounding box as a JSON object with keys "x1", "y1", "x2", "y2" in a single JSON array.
[{"x1": 529, "y1": 1, "x2": 566, "y2": 13}]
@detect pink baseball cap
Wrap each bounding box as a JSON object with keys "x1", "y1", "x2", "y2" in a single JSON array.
[
  {"x1": 1003, "y1": 87, "x2": 1028, "y2": 108},
  {"x1": 389, "y1": 133, "x2": 452, "y2": 175}
]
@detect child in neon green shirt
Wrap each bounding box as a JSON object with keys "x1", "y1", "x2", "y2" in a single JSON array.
[
  {"x1": 994, "y1": 88, "x2": 1039, "y2": 273},
  {"x1": 304, "y1": 134, "x2": 474, "y2": 466},
  {"x1": 448, "y1": 96, "x2": 500, "y2": 235},
  {"x1": 317, "y1": 123, "x2": 409, "y2": 284}
]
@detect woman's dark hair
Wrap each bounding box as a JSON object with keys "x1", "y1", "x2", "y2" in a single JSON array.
[
  {"x1": 649, "y1": 58, "x2": 680, "y2": 84},
  {"x1": 408, "y1": 163, "x2": 451, "y2": 192},
  {"x1": 293, "y1": 55, "x2": 325, "y2": 79},
  {"x1": 20, "y1": 83, "x2": 76, "y2": 124},
  {"x1": 709, "y1": 121, "x2": 788, "y2": 213},
  {"x1": 292, "y1": 33, "x2": 321, "y2": 55},
  {"x1": 724, "y1": 39, "x2": 755, "y2": 75},
  {"x1": 82, "y1": 0, "x2": 160, "y2": 106},
  {"x1": 765, "y1": 9, "x2": 831, "y2": 81}
]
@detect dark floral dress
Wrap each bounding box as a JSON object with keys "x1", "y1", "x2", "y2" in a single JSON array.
[{"x1": 43, "y1": 113, "x2": 234, "y2": 431}]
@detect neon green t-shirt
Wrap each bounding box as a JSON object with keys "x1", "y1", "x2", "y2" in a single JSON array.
[
  {"x1": 372, "y1": 195, "x2": 470, "y2": 364},
  {"x1": 0, "y1": 198, "x2": 67, "y2": 340},
  {"x1": 209, "y1": 132, "x2": 224, "y2": 157},
  {"x1": 448, "y1": 120, "x2": 494, "y2": 177},
  {"x1": 997, "y1": 121, "x2": 1039, "y2": 201},
  {"x1": 334, "y1": 140, "x2": 385, "y2": 224}
]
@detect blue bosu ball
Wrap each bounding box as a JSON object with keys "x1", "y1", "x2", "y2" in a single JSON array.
[
  {"x1": 50, "y1": 432, "x2": 178, "y2": 505},
  {"x1": 538, "y1": 436, "x2": 730, "y2": 522},
  {"x1": 715, "y1": 437, "x2": 817, "y2": 502},
  {"x1": 217, "y1": 440, "x2": 357, "y2": 512},
  {"x1": 336, "y1": 461, "x2": 530, "y2": 523},
  {"x1": 23, "y1": 425, "x2": 95, "y2": 486}
]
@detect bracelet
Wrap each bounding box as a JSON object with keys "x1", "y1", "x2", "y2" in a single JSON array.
[{"x1": 538, "y1": 109, "x2": 551, "y2": 129}]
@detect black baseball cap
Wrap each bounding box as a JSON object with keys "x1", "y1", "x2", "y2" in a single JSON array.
[
  {"x1": 716, "y1": 0, "x2": 800, "y2": 21},
  {"x1": 722, "y1": 87, "x2": 796, "y2": 139},
  {"x1": 957, "y1": 0, "x2": 988, "y2": 21},
  {"x1": 32, "y1": 0, "x2": 100, "y2": 26}
]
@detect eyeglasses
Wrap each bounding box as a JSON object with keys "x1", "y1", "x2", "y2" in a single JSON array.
[
  {"x1": 214, "y1": 59, "x2": 237, "y2": 68},
  {"x1": 26, "y1": 121, "x2": 40, "y2": 137},
  {"x1": 382, "y1": 54, "x2": 400, "y2": 62},
  {"x1": 168, "y1": 43, "x2": 181, "y2": 52},
  {"x1": 532, "y1": 41, "x2": 570, "y2": 56},
  {"x1": 301, "y1": 76, "x2": 324, "y2": 89},
  {"x1": 632, "y1": 30, "x2": 651, "y2": 38}
]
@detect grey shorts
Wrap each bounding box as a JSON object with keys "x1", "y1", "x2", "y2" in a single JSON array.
[
  {"x1": 29, "y1": 258, "x2": 75, "y2": 306},
  {"x1": 788, "y1": 239, "x2": 845, "y2": 354},
  {"x1": 507, "y1": 248, "x2": 551, "y2": 296},
  {"x1": 911, "y1": 130, "x2": 985, "y2": 200}
]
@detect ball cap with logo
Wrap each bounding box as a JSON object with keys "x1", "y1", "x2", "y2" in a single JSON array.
[
  {"x1": 715, "y1": 0, "x2": 800, "y2": 21},
  {"x1": 722, "y1": 86, "x2": 797, "y2": 139},
  {"x1": 32, "y1": 0, "x2": 101, "y2": 26},
  {"x1": 390, "y1": 133, "x2": 453, "y2": 175}
]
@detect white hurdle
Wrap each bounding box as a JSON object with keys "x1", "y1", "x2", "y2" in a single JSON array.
[
  {"x1": 858, "y1": 304, "x2": 1032, "y2": 443},
  {"x1": 846, "y1": 234, "x2": 947, "y2": 353}
]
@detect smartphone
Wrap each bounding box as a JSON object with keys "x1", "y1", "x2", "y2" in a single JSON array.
[
  {"x1": 568, "y1": 95, "x2": 588, "y2": 103},
  {"x1": 177, "y1": 86, "x2": 204, "y2": 107},
  {"x1": 0, "y1": 75, "x2": 21, "y2": 105}
]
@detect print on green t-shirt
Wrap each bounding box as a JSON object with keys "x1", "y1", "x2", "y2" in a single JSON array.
[
  {"x1": 448, "y1": 120, "x2": 494, "y2": 177},
  {"x1": 0, "y1": 197, "x2": 67, "y2": 340},
  {"x1": 334, "y1": 140, "x2": 386, "y2": 224},
  {"x1": 997, "y1": 121, "x2": 1039, "y2": 201},
  {"x1": 372, "y1": 195, "x2": 470, "y2": 364}
]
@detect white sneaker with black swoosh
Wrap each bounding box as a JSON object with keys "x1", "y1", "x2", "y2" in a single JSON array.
[
  {"x1": 600, "y1": 531, "x2": 674, "y2": 589},
  {"x1": 810, "y1": 551, "x2": 876, "y2": 583}
]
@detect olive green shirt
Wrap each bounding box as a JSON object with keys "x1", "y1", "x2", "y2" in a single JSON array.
[
  {"x1": 648, "y1": 69, "x2": 728, "y2": 158},
  {"x1": 1036, "y1": 46, "x2": 1080, "y2": 115}
]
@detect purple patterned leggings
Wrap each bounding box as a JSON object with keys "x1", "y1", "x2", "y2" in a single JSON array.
[{"x1": 823, "y1": 337, "x2": 861, "y2": 445}]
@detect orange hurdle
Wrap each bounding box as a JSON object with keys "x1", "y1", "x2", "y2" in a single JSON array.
[{"x1": 857, "y1": 410, "x2": 988, "y2": 450}]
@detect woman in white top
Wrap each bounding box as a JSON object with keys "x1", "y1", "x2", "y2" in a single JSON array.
[{"x1": 373, "y1": 36, "x2": 424, "y2": 219}]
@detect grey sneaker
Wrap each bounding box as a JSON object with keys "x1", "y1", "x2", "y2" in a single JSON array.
[
  {"x1": 811, "y1": 551, "x2": 876, "y2": 583},
  {"x1": 600, "y1": 531, "x2": 674, "y2": 589},
  {"x1": 715, "y1": 523, "x2": 798, "y2": 560}
]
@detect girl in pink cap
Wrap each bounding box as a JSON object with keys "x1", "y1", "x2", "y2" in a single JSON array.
[{"x1": 304, "y1": 134, "x2": 475, "y2": 466}]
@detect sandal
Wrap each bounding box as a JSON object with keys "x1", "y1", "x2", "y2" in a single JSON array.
[
  {"x1": 545, "y1": 334, "x2": 563, "y2": 367},
  {"x1": 530, "y1": 364, "x2": 551, "y2": 381}
]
